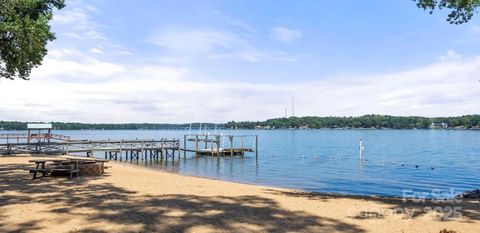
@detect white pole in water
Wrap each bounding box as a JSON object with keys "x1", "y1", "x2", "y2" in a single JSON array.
[
  {"x1": 188, "y1": 123, "x2": 192, "y2": 136},
  {"x1": 359, "y1": 139, "x2": 364, "y2": 160},
  {"x1": 198, "y1": 123, "x2": 202, "y2": 134}
]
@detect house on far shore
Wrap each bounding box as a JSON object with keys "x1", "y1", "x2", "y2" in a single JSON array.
[{"x1": 430, "y1": 122, "x2": 448, "y2": 129}]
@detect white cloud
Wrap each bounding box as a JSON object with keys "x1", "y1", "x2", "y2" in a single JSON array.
[
  {"x1": 90, "y1": 48, "x2": 103, "y2": 54},
  {"x1": 147, "y1": 26, "x2": 301, "y2": 62},
  {"x1": 439, "y1": 50, "x2": 462, "y2": 61},
  {"x1": 148, "y1": 27, "x2": 244, "y2": 54},
  {"x1": 52, "y1": 1, "x2": 105, "y2": 40},
  {"x1": 2, "y1": 5, "x2": 477, "y2": 123},
  {"x1": 270, "y1": 27, "x2": 303, "y2": 42},
  {"x1": 0, "y1": 48, "x2": 478, "y2": 123}
]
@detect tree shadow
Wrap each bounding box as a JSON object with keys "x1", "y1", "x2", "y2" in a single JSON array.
[
  {"x1": 0, "y1": 162, "x2": 366, "y2": 232},
  {"x1": 262, "y1": 189, "x2": 480, "y2": 222}
]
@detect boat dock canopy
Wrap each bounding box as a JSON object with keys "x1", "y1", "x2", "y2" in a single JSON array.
[{"x1": 27, "y1": 123, "x2": 53, "y2": 129}]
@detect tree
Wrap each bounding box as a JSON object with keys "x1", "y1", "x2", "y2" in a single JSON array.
[
  {"x1": 0, "y1": 0, "x2": 64, "y2": 80},
  {"x1": 414, "y1": 0, "x2": 480, "y2": 24}
]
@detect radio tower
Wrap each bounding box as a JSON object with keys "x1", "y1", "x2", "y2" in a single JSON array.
[{"x1": 291, "y1": 96, "x2": 295, "y2": 117}]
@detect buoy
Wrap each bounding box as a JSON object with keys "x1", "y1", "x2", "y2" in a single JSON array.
[
  {"x1": 401, "y1": 164, "x2": 405, "y2": 166},
  {"x1": 359, "y1": 139, "x2": 364, "y2": 160},
  {"x1": 415, "y1": 165, "x2": 419, "y2": 168}
]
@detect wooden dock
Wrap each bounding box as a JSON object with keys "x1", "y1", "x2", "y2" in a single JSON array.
[
  {"x1": 0, "y1": 132, "x2": 259, "y2": 161},
  {"x1": 0, "y1": 138, "x2": 182, "y2": 161},
  {"x1": 183, "y1": 134, "x2": 258, "y2": 157}
]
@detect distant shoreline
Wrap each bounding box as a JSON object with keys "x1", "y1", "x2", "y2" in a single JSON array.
[
  {"x1": 1, "y1": 128, "x2": 479, "y2": 131},
  {"x1": 0, "y1": 114, "x2": 479, "y2": 130}
]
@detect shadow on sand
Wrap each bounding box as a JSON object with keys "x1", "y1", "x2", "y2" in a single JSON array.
[
  {"x1": 0, "y1": 162, "x2": 366, "y2": 232},
  {"x1": 262, "y1": 189, "x2": 480, "y2": 222}
]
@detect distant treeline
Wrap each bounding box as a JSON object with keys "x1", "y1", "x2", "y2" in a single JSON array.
[
  {"x1": 0, "y1": 122, "x2": 223, "y2": 130},
  {"x1": 1, "y1": 115, "x2": 479, "y2": 130},
  {"x1": 226, "y1": 115, "x2": 480, "y2": 129}
]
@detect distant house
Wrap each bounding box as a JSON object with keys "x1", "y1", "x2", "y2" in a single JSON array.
[{"x1": 430, "y1": 122, "x2": 448, "y2": 128}]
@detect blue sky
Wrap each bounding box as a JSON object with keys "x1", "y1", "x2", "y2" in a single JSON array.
[{"x1": 0, "y1": 0, "x2": 479, "y2": 123}]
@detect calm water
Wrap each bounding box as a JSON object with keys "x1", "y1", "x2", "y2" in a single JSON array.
[{"x1": 4, "y1": 129, "x2": 480, "y2": 197}]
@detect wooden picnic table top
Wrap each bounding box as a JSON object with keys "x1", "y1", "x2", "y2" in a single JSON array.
[
  {"x1": 29, "y1": 159, "x2": 108, "y2": 165},
  {"x1": 29, "y1": 159, "x2": 66, "y2": 163}
]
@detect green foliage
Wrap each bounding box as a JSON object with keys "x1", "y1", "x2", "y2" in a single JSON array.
[
  {"x1": 0, "y1": 116, "x2": 479, "y2": 130},
  {"x1": 0, "y1": 0, "x2": 65, "y2": 80},
  {"x1": 0, "y1": 121, "x2": 223, "y2": 130},
  {"x1": 226, "y1": 115, "x2": 480, "y2": 129},
  {"x1": 414, "y1": 0, "x2": 480, "y2": 24}
]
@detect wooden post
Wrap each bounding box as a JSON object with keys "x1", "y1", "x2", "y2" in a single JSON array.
[
  {"x1": 120, "y1": 140, "x2": 123, "y2": 161},
  {"x1": 161, "y1": 138, "x2": 164, "y2": 160},
  {"x1": 230, "y1": 136, "x2": 233, "y2": 156},
  {"x1": 66, "y1": 141, "x2": 70, "y2": 155},
  {"x1": 195, "y1": 135, "x2": 199, "y2": 151},
  {"x1": 216, "y1": 135, "x2": 220, "y2": 156},
  {"x1": 255, "y1": 135, "x2": 258, "y2": 160},
  {"x1": 204, "y1": 134, "x2": 208, "y2": 149},
  {"x1": 183, "y1": 135, "x2": 187, "y2": 158},
  {"x1": 211, "y1": 139, "x2": 214, "y2": 156},
  {"x1": 178, "y1": 138, "x2": 181, "y2": 161},
  {"x1": 90, "y1": 142, "x2": 94, "y2": 158},
  {"x1": 47, "y1": 129, "x2": 51, "y2": 143},
  {"x1": 141, "y1": 141, "x2": 144, "y2": 160}
]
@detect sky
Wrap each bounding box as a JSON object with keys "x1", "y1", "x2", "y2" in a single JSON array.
[{"x1": 0, "y1": 0, "x2": 479, "y2": 123}]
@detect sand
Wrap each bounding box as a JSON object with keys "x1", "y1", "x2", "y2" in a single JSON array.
[{"x1": 0, "y1": 156, "x2": 478, "y2": 233}]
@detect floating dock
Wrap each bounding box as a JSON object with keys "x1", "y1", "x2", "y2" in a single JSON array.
[{"x1": 183, "y1": 134, "x2": 258, "y2": 157}]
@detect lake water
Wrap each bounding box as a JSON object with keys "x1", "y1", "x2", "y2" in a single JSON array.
[{"x1": 4, "y1": 129, "x2": 480, "y2": 197}]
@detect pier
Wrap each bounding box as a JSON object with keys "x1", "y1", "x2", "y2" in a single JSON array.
[
  {"x1": 0, "y1": 133, "x2": 258, "y2": 162},
  {"x1": 0, "y1": 137, "x2": 182, "y2": 161},
  {"x1": 0, "y1": 122, "x2": 258, "y2": 161}
]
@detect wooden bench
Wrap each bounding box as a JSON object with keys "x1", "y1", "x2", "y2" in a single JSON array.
[
  {"x1": 50, "y1": 162, "x2": 79, "y2": 178},
  {"x1": 50, "y1": 168, "x2": 79, "y2": 178},
  {"x1": 28, "y1": 160, "x2": 79, "y2": 179},
  {"x1": 29, "y1": 168, "x2": 52, "y2": 180}
]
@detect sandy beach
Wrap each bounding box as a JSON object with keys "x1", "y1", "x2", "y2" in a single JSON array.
[{"x1": 0, "y1": 156, "x2": 478, "y2": 233}]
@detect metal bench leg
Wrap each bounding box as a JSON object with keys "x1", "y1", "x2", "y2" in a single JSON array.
[{"x1": 32, "y1": 171, "x2": 38, "y2": 180}]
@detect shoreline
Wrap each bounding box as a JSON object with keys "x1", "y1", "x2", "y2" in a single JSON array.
[
  {"x1": 1, "y1": 128, "x2": 480, "y2": 131},
  {"x1": 0, "y1": 155, "x2": 478, "y2": 232},
  {"x1": 4, "y1": 153, "x2": 478, "y2": 200},
  {"x1": 115, "y1": 160, "x2": 441, "y2": 200}
]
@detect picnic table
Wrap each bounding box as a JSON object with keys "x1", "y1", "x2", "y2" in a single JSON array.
[
  {"x1": 28, "y1": 159, "x2": 79, "y2": 180},
  {"x1": 28, "y1": 158, "x2": 108, "y2": 179}
]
